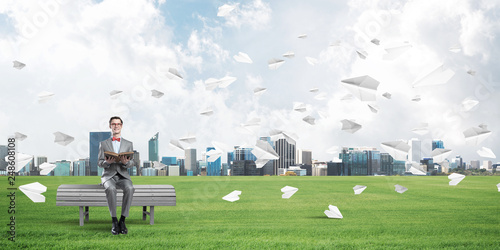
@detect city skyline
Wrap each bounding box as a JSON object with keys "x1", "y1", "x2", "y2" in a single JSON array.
[{"x1": 1, "y1": 0, "x2": 499, "y2": 163}]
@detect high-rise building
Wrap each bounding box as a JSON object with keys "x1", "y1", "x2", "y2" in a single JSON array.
[
  {"x1": 231, "y1": 160, "x2": 260, "y2": 176},
  {"x1": 177, "y1": 158, "x2": 185, "y2": 175},
  {"x1": 54, "y1": 160, "x2": 71, "y2": 176},
  {"x1": 73, "y1": 159, "x2": 89, "y2": 176},
  {"x1": 470, "y1": 160, "x2": 480, "y2": 169},
  {"x1": 185, "y1": 148, "x2": 197, "y2": 174},
  {"x1": 274, "y1": 138, "x2": 296, "y2": 176},
  {"x1": 162, "y1": 157, "x2": 177, "y2": 165},
  {"x1": 148, "y1": 132, "x2": 159, "y2": 162},
  {"x1": 36, "y1": 156, "x2": 48, "y2": 171},
  {"x1": 408, "y1": 138, "x2": 421, "y2": 163},
  {"x1": 432, "y1": 140, "x2": 444, "y2": 151},
  {"x1": 296, "y1": 149, "x2": 312, "y2": 165},
  {"x1": 89, "y1": 132, "x2": 111, "y2": 176},
  {"x1": 133, "y1": 150, "x2": 140, "y2": 176},
  {"x1": 0, "y1": 145, "x2": 7, "y2": 171},
  {"x1": 206, "y1": 147, "x2": 221, "y2": 176},
  {"x1": 420, "y1": 158, "x2": 435, "y2": 174},
  {"x1": 234, "y1": 147, "x2": 256, "y2": 161}
]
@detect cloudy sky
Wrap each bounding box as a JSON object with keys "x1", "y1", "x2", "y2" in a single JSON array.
[{"x1": 1, "y1": 0, "x2": 499, "y2": 164}]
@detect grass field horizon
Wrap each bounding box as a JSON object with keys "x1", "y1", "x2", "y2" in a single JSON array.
[{"x1": 2, "y1": 176, "x2": 499, "y2": 249}]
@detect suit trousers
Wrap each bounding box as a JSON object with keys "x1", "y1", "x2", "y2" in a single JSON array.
[{"x1": 103, "y1": 173, "x2": 135, "y2": 217}]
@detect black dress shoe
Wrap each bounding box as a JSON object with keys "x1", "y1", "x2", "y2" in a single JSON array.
[
  {"x1": 111, "y1": 221, "x2": 119, "y2": 235},
  {"x1": 119, "y1": 220, "x2": 127, "y2": 234}
]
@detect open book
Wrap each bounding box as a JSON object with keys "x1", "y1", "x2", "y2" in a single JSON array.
[{"x1": 104, "y1": 151, "x2": 134, "y2": 162}]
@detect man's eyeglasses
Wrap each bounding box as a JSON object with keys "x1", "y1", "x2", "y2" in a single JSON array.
[{"x1": 111, "y1": 123, "x2": 122, "y2": 127}]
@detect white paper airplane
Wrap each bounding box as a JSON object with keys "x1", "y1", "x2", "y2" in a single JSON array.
[
  {"x1": 169, "y1": 139, "x2": 184, "y2": 151},
  {"x1": 152, "y1": 161, "x2": 167, "y2": 170},
  {"x1": 466, "y1": 70, "x2": 476, "y2": 76},
  {"x1": 463, "y1": 125, "x2": 491, "y2": 146},
  {"x1": 356, "y1": 50, "x2": 368, "y2": 59},
  {"x1": 412, "y1": 64, "x2": 455, "y2": 87},
  {"x1": 324, "y1": 205, "x2": 343, "y2": 219},
  {"x1": 371, "y1": 38, "x2": 380, "y2": 45},
  {"x1": 14, "y1": 132, "x2": 27, "y2": 141},
  {"x1": 268, "y1": 58, "x2": 285, "y2": 70},
  {"x1": 460, "y1": 98, "x2": 479, "y2": 112},
  {"x1": 253, "y1": 87, "x2": 267, "y2": 96},
  {"x1": 179, "y1": 134, "x2": 196, "y2": 144},
  {"x1": 217, "y1": 4, "x2": 236, "y2": 16},
  {"x1": 394, "y1": 184, "x2": 408, "y2": 194},
  {"x1": 205, "y1": 76, "x2": 237, "y2": 90},
  {"x1": 314, "y1": 92, "x2": 327, "y2": 100},
  {"x1": 302, "y1": 116, "x2": 315, "y2": 125},
  {"x1": 353, "y1": 185, "x2": 367, "y2": 195},
  {"x1": 283, "y1": 51, "x2": 295, "y2": 58},
  {"x1": 305, "y1": 56, "x2": 318, "y2": 66},
  {"x1": 448, "y1": 173, "x2": 465, "y2": 186},
  {"x1": 367, "y1": 104, "x2": 378, "y2": 113},
  {"x1": 233, "y1": 52, "x2": 253, "y2": 63},
  {"x1": 39, "y1": 162, "x2": 57, "y2": 175},
  {"x1": 411, "y1": 95, "x2": 421, "y2": 102},
  {"x1": 340, "y1": 119, "x2": 362, "y2": 134},
  {"x1": 166, "y1": 67, "x2": 183, "y2": 80},
  {"x1": 151, "y1": 89, "x2": 164, "y2": 98},
  {"x1": 341, "y1": 75, "x2": 380, "y2": 102},
  {"x1": 298, "y1": 34, "x2": 307, "y2": 39},
  {"x1": 432, "y1": 148, "x2": 452, "y2": 163},
  {"x1": 449, "y1": 46, "x2": 461, "y2": 53},
  {"x1": 496, "y1": 183, "x2": 500, "y2": 192},
  {"x1": 19, "y1": 182, "x2": 47, "y2": 203},
  {"x1": 382, "y1": 92, "x2": 392, "y2": 99},
  {"x1": 293, "y1": 102, "x2": 307, "y2": 112},
  {"x1": 200, "y1": 106, "x2": 214, "y2": 116},
  {"x1": 281, "y1": 186, "x2": 298, "y2": 199},
  {"x1": 383, "y1": 44, "x2": 412, "y2": 60},
  {"x1": 309, "y1": 88, "x2": 319, "y2": 93},
  {"x1": 4, "y1": 153, "x2": 33, "y2": 172},
  {"x1": 477, "y1": 147, "x2": 496, "y2": 158},
  {"x1": 341, "y1": 94, "x2": 354, "y2": 101},
  {"x1": 251, "y1": 140, "x2": 279, "y2": 168},
  {"x1": 109, "y1": 90, "x2": 122, "y2": 98},
  {"x1": 381, "y1": 140, "x2": 410, "y2": 161},
  {"x1": 411, "y1": 123, "x2": 429, "y2": 135},
  {"x1": 13, "y1": 60, "x2": 26, "y2": 69},
  {"x1": 53, "y1": 132, "x2": 74, "y2": 146},
  {"x1": 222, "y1": 190, "x2": 241, "y2": 202},
  {"x1": 38, "y1": 91, "x2": 55, "y2": 103},
  {"x1": 408, "y1": 164, "x2": 426, "y2": 175},
  {"x1": 269, "y1": 129, "x2": 298, "y2": 144}
]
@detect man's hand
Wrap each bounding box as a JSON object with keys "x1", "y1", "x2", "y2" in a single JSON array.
[
  {"x1": 105, "y1": 155, "x2": 116, "y2": 164},
  {"x1": 120, "y1": 155, "x2": 130, "y2": 165}
]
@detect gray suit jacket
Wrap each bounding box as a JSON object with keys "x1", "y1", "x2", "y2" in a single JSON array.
[{"x1": 98, "y1": 137, "x2": 135, "y2": 183}]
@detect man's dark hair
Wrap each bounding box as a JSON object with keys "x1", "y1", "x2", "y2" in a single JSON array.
[{"x1": 109, "y1": 116, "x2": 123, "y2": 125}]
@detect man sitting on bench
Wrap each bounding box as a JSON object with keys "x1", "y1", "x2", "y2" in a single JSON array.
[{"x1": 98, "y1": 116, "x2": 135, "y2": 235}]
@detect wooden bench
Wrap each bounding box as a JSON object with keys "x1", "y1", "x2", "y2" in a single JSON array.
[{"x1": 56, "y1": 184, "x2": 176, "y2": 226}]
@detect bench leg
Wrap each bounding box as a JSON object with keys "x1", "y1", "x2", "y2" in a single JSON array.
[
  {"x1": 150, "y1": 206, "x2": 154, "y2": 225},
  {"x1": 143, "y1": 206, "x2": 147, "y2": 221},
  {"x1": 85, "y1": 206, "x2": 89, "y2": 222},
  {"x1": 79, "y1": 206, "x2": 84, "y2": 226}
]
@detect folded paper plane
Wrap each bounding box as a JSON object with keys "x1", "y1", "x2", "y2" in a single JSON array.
[
  {"x1": 448, "y1": 173, "x2": 465, "y2": 186},
  {"x1": 298, "y1": 34, "x2": 307, "y2": 39},
  {"x1": 152, "y1": 161, "x2": 167, "y2": 170},
  {"x1": 38, "y1": 91, "x2": 55, "y2": 103},
  {"x1": 253, "y1": 87, "x2": 267, "y2": 96},
  {"x1": 151, "y1": 89, "x2": 164, "y2": 98},
  {"x1": 166, "y1": 68, "x2": 183, "y2": 80},
  {"x1": 39, "y1": 162, "x2": 57, "y2": 175},
  {"x1": 19, "y1": 182, "x2": 47, "y2": 203},
  {"x1": 341, "y1": 75, "x2": 380, "y2": 102},
  {"x1": 341, "y1": 94, "x2": 354, "y2": 101},
  {"x1": 383, "y1": 44, "x2": 412, "y2": 60},
  {"x1": 302, "y1": 115, "x2": 315, "y2": 125},
  {"x1": 268, "y1": 58, "x2": 285, "y2": 70},
  {"x1": 53, "y1": 132, "x2": 74, "y2": 146},
  {"x1": 432, "y1": 148, "x2": 452, "y2": 163},
  {"x1": 467, "y1": 70, "x2": 476, "y2": 76},
  {"x1": 394, "y1": 184, "x2": 408, "y2": 194},
  {"x1": 497, "y1": 183, "x2": 500, "y2": 192},
  {"x1": 408, "y1": 164, "x2": 426, "y2": 175},
  {"x1": 341, "y1": 119, "x2": 362, "y2": 134},
  {"x1": 309, "y1": 88, "x2": 319, "y2": 93},
  {"x1": 449, "y1": 46, "x2": 461, "y2": 53},
  {"x1": 179, "y1": 134, "x2": 196, "y2": 144},
  {"x1": 217, "y1": 4, "x2": 236, "y2": 17},
  {"x1": 412, "y1": 64, "x2": 455, "y2": 87},
  {"x1": 233, "y1": 52, "x2": 253, "y2": 63},
  {"x1": 371, "y1": 38, "x2": 380, "y2": 45},
  {"x1": 13, "y1": 60, "x2": 26, "y2": 69},
  {"x1": 283, "y1": 51, "x2": 295, "y2": 58},
  {"x1": 314, "y1": 92, "x2": 327, "y2": 100},
  {"x1": 367, "y1": 104, "x2": 378, "y2": 113},
  {"x1": 382, "y1": 92, "x2": 392, "y2": 99},
  {"x1": 5, "y1": 153, "x2": 33, "y2": 172},
  {"x1": 411, "y1": 123, "x2": 429, "y2": 135},
  {"x1": 109, "y1": 90, "x2": 122, "y2": 98},
  {"x1": 281, "y1": 186, "x2": 298, "y2": 199},
  {"x1": 222, "y1": 190, "x2": 241, "y2": 202},
  {"x1": 169, "y1": 139, "x2": 184, "y2": 151},
  {"x1": 460, "y1": 98, "x2": 479, "y2": 112},
  {"x1": 324, "y1": 205, "x2": 343, "y2": 219},
  {"x1": 463, "y1": 125, "x2": 491, "y2": 146},
  {"x1": 206, "y1": 148, "x2": 222, "y2": 162},
  {"x1": 15, "y1": 132, "x2": 27, "y2": 141},
  {"x1": 381, "y1": 140, "x2": 410, "y2": 161},
  {"x1": 305, "y1": 56, "x2": 318, "y2": 66},
  {"x1": 251, "y1": 140, "x2": 279, "y2": 168},
  {"x1": 356, "y1": 50, "x2": 368, "y2": 59},
  {"x1": 205, "y1": 76, "x2": 237, "y2": 90},
  {"x1": 269, "y1": 129, "x2": 298, "y2": 144},
  {"x1": 293, "y1": 102, "x2": 307, "y2": 112},
  {"x1": 353, "y1": 185, "x2": 367, "y2": 195},
  {"x1": 477, "y1": 147, "x2": 496, "y2": 158},
  {"x1": 200, "y1": 106, "x2": 214, "y2": 116},
  {"x1": 411, "y1": 95, "x2": 421, "y2": 102}
]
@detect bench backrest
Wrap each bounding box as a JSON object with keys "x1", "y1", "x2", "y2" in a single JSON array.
[{"x1": 56, "y1": 184, "x2": 176, "y2": 207}]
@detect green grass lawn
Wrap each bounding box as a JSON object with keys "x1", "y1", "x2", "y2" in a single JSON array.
[{"x1": 2, "y1": 176, "x2": 500, "y2": 249}]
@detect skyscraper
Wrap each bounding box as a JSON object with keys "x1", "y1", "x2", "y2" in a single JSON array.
[
  {"x1": 206, "y1": 147, "x2": 221, "y2": 176},
  {"x1": 149, "y1": 132, "x2": 159, "y2": 162},
  {"x1": 89, "y1": 131, "x2": 111, "y2": 176},
  {"x1": 185, "y1": 148, "x2": 197, "y2": 174},
  {"x1": 408, "y1": 138, "x2": 421, "y2": 163},
  {"x1": 432, "y1": 140, "x2": 444, "y2": 151},
  {"x1": 296, "y1": 149, "x2": 312, "y2": 165},
  {"x1": 274, "y1": 138, "x2": 296, "y2": 175},
  {"x1": 0, "y1": 145, "x2": 8, "y2": 171}
]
